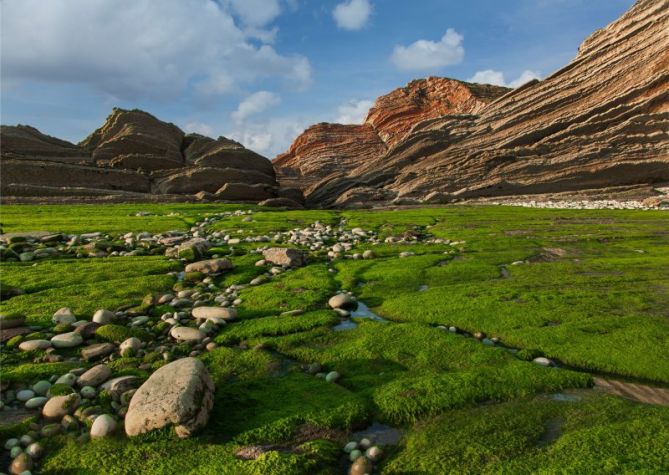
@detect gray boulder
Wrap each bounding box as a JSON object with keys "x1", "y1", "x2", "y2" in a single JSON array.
[{"x1": 125, "y1": 357, "x2": 214, "y2": 438}]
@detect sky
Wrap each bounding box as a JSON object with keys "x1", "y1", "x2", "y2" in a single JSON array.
[{"x1": 1, "y1": 0, "x2": 634, "y2": 158}]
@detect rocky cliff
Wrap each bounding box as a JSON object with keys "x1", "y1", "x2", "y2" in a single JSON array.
[
  {"x1": 1, "y1": 109, "x2": 288, "y2": 204},
  {"x1": 274, "y1": 78, "x2": 509, "y2": 194},
  {"x1": 279, "y1": 0, "x2": 669, "y2": 207}
]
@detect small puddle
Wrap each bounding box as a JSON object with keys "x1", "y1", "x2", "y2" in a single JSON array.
[
  {"x1": 333, "y1": 301, "x2": 388, "y2": 331},
  {"x1": 549, "y1": 392, "x2": 582, "y2": 402},
  {"x1": 352, "y1": 421, "x2": 403, "y2": 445}
]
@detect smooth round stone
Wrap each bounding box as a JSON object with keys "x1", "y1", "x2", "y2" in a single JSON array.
[
  {"x1": 25, "y1": 442, "x2": 44, "y2": 459},
  {"x1": 25, "y1": 397, "x2": 48, "y2": 409},
  {"x1": 359, "y1": 437, "x2": 372, "y2": 449},
  {"x1": 131, "y1": 316, "x2": 149, "y2": 326},
  {"x1": 482, "y1": 338, "x2": 495, "y2": 346},
  {"x1": 119, "y1": 337, "x2": 142, "y2": 357},
  {"x1": 40, "y1": 424, "x2": 62, "y2": 437},
  {"x1": 52, "y1": 308, "x2": 76, "y2": 325},
  {"x1": 350, "y1": 456, "x2": 372, "y2": 475},
  {"x1": 344, "y1": 441, "x2": 358, "y2": 453},
  {"x1": 50, "y1": 332, "x2": 83, "y2": 348},
  {"x1": 348, "y1": 449, "x2": 362, "y2": 462},
  {"x1": 19, "y1": 435, "x2": 33, "y2": 447},
  {"x1": 90, "y1": 414, "x2": 116, "y2": 438},
  {"x1": 365, "y1": 446, "x2": 383, "y2": 461},
  {"x1": 42, "y1": 394, "x2": 80, "y2": 420},
  {"x1": 18, "y1": 340, "x2": 52, "y2": 352},
  {"x1": 10, "y1": 445, "x2": 23, "y2": 458},
  {"x1": 328, "y1": 293, "x2": 357, "y2": 310},
  {"x1": 198, "y1": 320, "x2": 217, "y2": 334},
  {"x1": 325, "y1": 371, "x2": 341, "y2": 383},
  {"x1": 170, "y1": 326, "x2": 205, "y2": 343},
  {"x1": 191, "y1": 306, "x2": 237, "y2": 322},
  {"x1": 80, "y1": 386, "x2": 97, "y2": 399},
  {"x1": 77, "y1": 364, "x2": 112, "y2": 387},
  {"x1": 5, "y1": 438, "x2": 19, "y2": 449},
  {"x1": 362, "y1": 250, "x2": 375, "y2": 259},
  {"x1": 81, "y1": 342, "x2": 116, "y2": 361},
  {"x1": 92, "y1": 309, "x2": 114, "y2": 325},
  {"x1": 16, "y1": 390, "x2": 35, "y2": 402},
  {"x1": 55, "y1": 373, "x2": 77, "y2": 386},
  {"x1": 533, "y1": 357, "x2": 553, "y2": 367},
  {"x1": 9, "y1": 452, "x2": 32, "y2": 474}
]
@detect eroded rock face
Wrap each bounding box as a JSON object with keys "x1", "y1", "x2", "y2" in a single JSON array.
[
  {"x1": 125, "y1": 357, "x2": 214, "y2": 438},
  {"x1": 273, "y1": 79, "x2": 507, "y2": 195},
  {"x1": 274, "y1": 123, "x2": 387, "y2": 192},
  {"x1": 1, "y1": 109, "x2": 279, "y2": 201},
  {"x1": 0, "y1": 125, "x2": 91, "y2": 163},
  {"x1": 80, "y1": 108, "x2": 184, "y2": 167},
  {"x1": 365, "y1": 77, "x2": 508, "y2": 148},
  {"x1": 276, "y1": 0, "x2": 669, "y2": 207}
]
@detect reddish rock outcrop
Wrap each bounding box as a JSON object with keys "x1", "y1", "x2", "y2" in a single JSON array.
[
  {"x1": 274, "y1": 123, "x2": 387, "y2": 192},
  {"x1": 365, "y1": 77, "x2": 508, "y2": 148},
  {"x1": 273, "y1": 79, "x2": 509, "y2": 193},
  {"x1": 294, "y1": 0, "x2": 669, "y2": 207}
]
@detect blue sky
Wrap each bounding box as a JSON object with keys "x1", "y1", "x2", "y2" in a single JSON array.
[{"x1": 1, "y1": 0, "x2": 634, "y2": 157}]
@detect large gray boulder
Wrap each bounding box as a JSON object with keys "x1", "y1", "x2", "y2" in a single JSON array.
[{"x1": 125, "y1": 358, "x2": 214, "y2": 438}]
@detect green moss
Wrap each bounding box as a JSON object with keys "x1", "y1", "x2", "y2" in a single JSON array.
[
  {"x1": 383, "y1": 396, "x2": 669, "y2": 474},
  {"x1": 5, "y1": 334, "x2": 24, "y2": 348},
  {"x1": 0, "y1": 257, "x2": 178, "y2": 325},
  {"x1": 48, "y1": 383, "x2": 75, "y2": 396},
  {"x1": 1, "y1": 362, "x2": 80, "y2": 383},
  {"x1": 214, "y1": 310, "x2": 338, "y2": 345},
  {"x1": 237, "y1": 264, "x2": 337, "y2": 319},
  {"x1": 95, "y1": 324, "x2": 151, "y2": 343}
]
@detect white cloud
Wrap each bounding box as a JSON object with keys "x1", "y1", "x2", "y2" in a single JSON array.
[
  {"x1": 468, "y1": 69, "x2": 541, "y2": 88},
  {"x1": 228, "y1": 0, "x2": 281, "y2": 27},
  {"x1": 336, "y1": 99, "x2": 373, "y2": 124},
  {"x1": 333, "y1": 0, "x2": 372, "y2": 30},
  {"x1": 232, "y1": 91, "x2": 282, "y2": 123},
  {"x1": 228, "y1": 117, "x2": 310, "y2": 157},
  {"x1": 468, "y1": 70, "x2": 506, "y2": 87},
  {"x1": 0, "y1": 0, "x2": 310, "y2": 100},
  {"x1": 183, "y1": 121, "x2": 214, "y2": 137},
  {"x1": 391, "y1": 29, "x2": 464, "y2": 71},
  {"x1": 508, "y1": 70, "x2": 541, "y2": 88}
]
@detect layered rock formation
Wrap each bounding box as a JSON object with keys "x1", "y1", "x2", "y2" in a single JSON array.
[
  {"x1": 0, "y1": 125, "x2": 91, "y2": 163},
  {"x1": 274, "y1": 78, "x2": 508, "y2": 194},
  {"x1": 1, "y1": 108, "x2": 283, "y2": 203},
  {"x1": 278, "y1": 0, "x2": 669, "y2": 207},
  {"x1": 274, "y1": 123, "x2": 387, "y2": 191}
]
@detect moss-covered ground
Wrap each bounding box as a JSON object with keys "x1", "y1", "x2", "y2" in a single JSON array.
[{"x1": 1, "y1": 204, "x2": 668, "y2": 473}]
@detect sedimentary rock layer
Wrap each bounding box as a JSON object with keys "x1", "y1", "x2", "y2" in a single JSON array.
[
  {"x1": 274, "y1": 78, "x2": 508, "y2": 193},
  {"x1": 286, "y1": 0, "x2": 669, "y2": 207},
  {"x1": 1, "y1": 109, "x2": 278, "y2": 201},
  {"x1": 274, "y1": 123, "x2": 387, "y2": 192},
  {"x1": 0, "y1": 125, "x2": 91, "y2": 163}
]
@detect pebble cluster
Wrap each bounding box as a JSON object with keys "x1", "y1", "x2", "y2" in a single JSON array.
[
  {"x1": 1, "y1": 211, "x2": 464, "y2": 474},
  {"x1": 490, "y1": 197, "x2": 669, "y2": 210}
]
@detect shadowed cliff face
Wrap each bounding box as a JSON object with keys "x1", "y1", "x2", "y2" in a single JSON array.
[
  {"x1": 274, "y1": 78, "x2": 509, "y2": 196},
  {"x1": 279, "y1": 0, "x2": 669, "y2": 208},
  {"x1": 0, "y1": 108, "x2": 281, "y2": 202}
]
